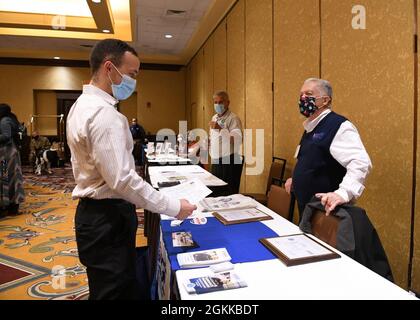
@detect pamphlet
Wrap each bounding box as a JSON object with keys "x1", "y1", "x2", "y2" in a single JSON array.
[
  {"x1": 184, "y1": 271, "x2": 247, "y2": 294},
  {"x1": 177, "y1": 248, "x2": 231, "y2": 268},
  {"x1": 172, "y1": 231, "x2": 198, "y2": 248}
]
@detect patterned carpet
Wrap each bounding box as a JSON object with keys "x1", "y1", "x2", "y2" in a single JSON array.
[{"x1": 0, "y1": 165, "x2": 146, "y2": 300}]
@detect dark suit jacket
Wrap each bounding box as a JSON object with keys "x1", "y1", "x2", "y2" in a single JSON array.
[{"x1": 300, "y1": 198, "x2": 394, "y2": 283}]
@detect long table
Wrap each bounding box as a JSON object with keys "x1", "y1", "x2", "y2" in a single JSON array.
[
  {"x1": 145, "y1": 164, "x2": 231, "y2": 294},
  {"x1": 156, "y1": 200, "x2": 417, "y2": 300},
  {"x1": 148, "y1": 165, "x2": 227, "y2": 189}
]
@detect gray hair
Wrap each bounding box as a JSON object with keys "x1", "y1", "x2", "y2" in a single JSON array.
[
  {"x1": 213, "y1": 91, "x2": 230, "y2": 102},
  {"x1": 304, "y1": 78, "x2": 333, "y2": 99}
]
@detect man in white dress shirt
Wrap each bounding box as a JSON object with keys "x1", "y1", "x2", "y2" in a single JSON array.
[
  {"x1": 67, "y1": 39, "x2": 196, "y2": 300},
  {"x1": 209, "y1": 91, "x2": 244, "y2": 194},
  {"x1": 285, "y1": 78, "x2": 372, "y2": 220}
]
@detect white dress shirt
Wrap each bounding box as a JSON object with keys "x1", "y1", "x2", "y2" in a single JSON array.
[
  {"x1": 303, "y1": 108, "x2": 372, "y2": 203},
  {"x1": 66, "y1": 84, "x2": 180, "y2": 217},
  {"x1": 209, "y1": 110, "x2": 243, "y2": 159}
]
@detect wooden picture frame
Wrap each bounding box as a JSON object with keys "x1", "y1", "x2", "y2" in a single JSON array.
[
  {"x1": 212, "y1": 208, "x2": 273, "y2": 225},
  {"x1": 260, "y1": 234, "x2": 340, "y2": 266}
]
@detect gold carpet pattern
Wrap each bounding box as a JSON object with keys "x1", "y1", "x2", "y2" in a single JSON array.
[{"x1": 0, "y1": 166, "x2": 146, "y2": 300}]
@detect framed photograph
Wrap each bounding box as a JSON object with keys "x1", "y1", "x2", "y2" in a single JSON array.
[
  {"x1": 172, "y1": 231, "x2": 198, "y2": 248},
  {"x1": 260, "y1": 234, "x2": 340, "y2": 266},
  {"x1": 213, "y1": 208, "x2": 273, "y2": 225}
]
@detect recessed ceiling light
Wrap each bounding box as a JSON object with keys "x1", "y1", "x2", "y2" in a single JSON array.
[
  {"x1": 165, "y1": 34, "x2": 173, "y2": 39},
  {"x1": 92, "y1": 0, "x2": 101, "y2": 3},
  {"x1": 53, "y1": 56, "x2": 61, "y2": 60},
  {"x1": 102, "y1": 29, "x2": 110, "y2": 33}
]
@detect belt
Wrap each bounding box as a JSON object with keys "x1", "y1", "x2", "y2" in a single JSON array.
[{"x1": 79, "y1": 198, "x2": 129, "y2": 205}]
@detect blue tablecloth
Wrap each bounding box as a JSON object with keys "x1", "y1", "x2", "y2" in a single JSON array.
[{"x1": 161, "y1": 217, "x2": 279, "y2": 271}]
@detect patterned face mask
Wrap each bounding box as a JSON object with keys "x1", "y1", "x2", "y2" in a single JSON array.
[{"x1": 298, "y1": 96, "x2": 318, "y2": 118}]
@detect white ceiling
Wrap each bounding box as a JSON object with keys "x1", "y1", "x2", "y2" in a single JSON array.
[
  {"x1": 0, "y1": 0, "x2": 215, "y2": 62},
  {"x1": 135, "y1": 0, "x2": 213, "y2": 55}
]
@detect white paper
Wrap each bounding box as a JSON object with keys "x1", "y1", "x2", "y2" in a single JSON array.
[
  {"x1": 267, "y1": 235, "x2": 331, "y2": 260},
  {"x1": 147, "y1": 154, "x2": 191, "y2": 163},
  {"x1": 149, "y1": 165, "x2": 226, "y2": 187},
  {"x1": 177, "y1": 248, "x2": 231, "y2": 268},
  {"x1": 147, "y1": 142, "x2": 154, "y2": 155},
  {"x1": 155, "y1": 143, "x2": 163, "y2": 155},
  {"x1": 159, "y1": 179, "x2": 212, "y2": 205}
]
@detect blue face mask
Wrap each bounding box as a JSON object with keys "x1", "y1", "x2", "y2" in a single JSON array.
[
  {"x1": 109, "y1": 63, "x2": 137, "y2": 101},
  {"x1": 214, "y1": 103, "x2": 225, "y2": 115}
]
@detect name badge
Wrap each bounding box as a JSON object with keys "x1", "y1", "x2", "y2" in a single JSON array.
[{"x1": 294, "y1": 145, "x2": 301, "y2": 159}]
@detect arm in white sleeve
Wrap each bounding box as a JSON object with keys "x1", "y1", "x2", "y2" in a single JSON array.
[
  {"x1": 230, "y1": 128, "x2": 242, "y2": 140},
  {"x1": 89, "y1": 109, "x2": 180, "y2": 217},
  {"x1": 330, "y1": 121, "x2": 372, "y2": 203}
]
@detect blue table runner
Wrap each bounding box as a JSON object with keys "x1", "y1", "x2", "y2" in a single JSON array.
[{"x1": 161, "y1": 217, "x2": 279, "y2": 271}]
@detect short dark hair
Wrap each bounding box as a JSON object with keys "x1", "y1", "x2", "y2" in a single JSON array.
[{"x1": 90, "y1": 39, "x2": 138, "y2": 75}]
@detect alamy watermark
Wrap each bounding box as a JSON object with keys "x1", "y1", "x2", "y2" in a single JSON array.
[
  {"x1": 352, "y1": 5, "x2": 366, "y2": 30},
  {"x1": 51, "y1": 265, "x2": 66, "y2": 290},
  {"x1": 153, "y1": 121, "x2": 265, "y2": 176}
]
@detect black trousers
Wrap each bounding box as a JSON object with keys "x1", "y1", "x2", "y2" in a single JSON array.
[
  {"x1": 75, "y1": 198, "x2": 141, "y2": 300},
  {"x1": 211, "y1": 154, "x2": 244, "y2": 194}
]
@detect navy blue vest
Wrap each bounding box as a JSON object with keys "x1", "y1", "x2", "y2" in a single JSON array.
[{"x1": 293, "y1": 112, "x2": 347, "y2": 213}]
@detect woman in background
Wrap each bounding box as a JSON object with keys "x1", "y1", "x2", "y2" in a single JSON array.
[{"x1": 0, "y1": 103, "x2": 25, "y2": 217}]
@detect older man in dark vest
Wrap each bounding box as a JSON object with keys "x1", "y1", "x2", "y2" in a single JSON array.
[{"x1": 285, "y1": 78, "x2": 372, "y2": 220}]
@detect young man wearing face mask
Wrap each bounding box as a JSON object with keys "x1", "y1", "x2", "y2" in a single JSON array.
[
  {"x1": 209, "y1": 91, "x2": 244, "y2": 194},
  {"x1": 66, "y1": 39, "x2": 196, "y2": 300},
  {"x1": 285, "y1": 78, "x2": 372, "y2": 220}
]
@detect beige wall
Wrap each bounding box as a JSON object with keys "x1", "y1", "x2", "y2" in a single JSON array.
[
  {"x1": 213, "y1": 20, "x2": 227, "y2": 93},
  {"x1": 185, "y1": 0, "x2": 420, "y2": 290},
  {"x1": 413, "y1": 0, "x2": 420, "y2": 295},
  {"x1": 137, "y1": 69, "x2": 186, "y2": 134},
  {"x1": 34, "y1": 90, "x2": 59, "y2": 136},
  {"x1": 273, "y1": 0, "x2": 320, "y2": 177},
  {"x1": 118, "y1": 92, "x2": 138, "y2": 126},
  {"x1": 227, "y1": 0, "x2": 246, "y2": 192},
  {"x1": 245, "y1": 0, "x2": 273, "y2": 194},
  {"x1": 0, "y1": 65, "x2": 186, "y2": 137},
  {"x1": 0, "y1": 65, "x2": 89, "y2": 127},
  {"x1": 322, "y1": 0, "x2": 414, "y2": 291}
]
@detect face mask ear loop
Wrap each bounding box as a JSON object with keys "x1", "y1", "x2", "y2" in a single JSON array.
[
  {"x1": 111, "y1": 62, "x2": 124, "y2": 78},
  {"x1": 109, "y1": 62, "x2": 124, "y2": 85},
  {"x1": 107, "y1": 72, "x2": 114, "y2": 86}
]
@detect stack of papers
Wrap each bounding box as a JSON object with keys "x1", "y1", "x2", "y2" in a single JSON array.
[
  {"x1": 177, "y1": 248, "x2": 231, "y2": 268},
  {"x1": 200, "y1": 194, "x2": 257, "y2": 212},
  {"x1": 149, "y1": 165, "x2": 227, "y2": 188},
  {"x1": 159, "y1": 179, "x2": 212, "y2": 205}
]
